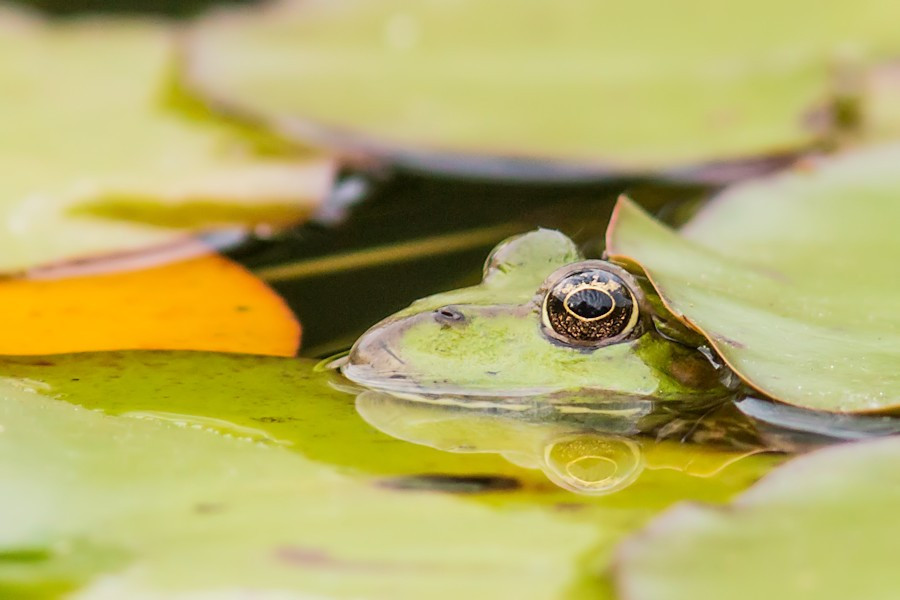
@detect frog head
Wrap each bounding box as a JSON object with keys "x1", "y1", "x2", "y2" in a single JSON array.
[{"x1": 342, "y1": 230, "x2": 729, "y2": 404}]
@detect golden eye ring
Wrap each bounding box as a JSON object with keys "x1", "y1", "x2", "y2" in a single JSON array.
[
  {"x1": 561, "y1": 284, "x2": 616, "y2": 322},
  {"x1": 539, "y1": 261, "x2": 644, "y2": 348}
]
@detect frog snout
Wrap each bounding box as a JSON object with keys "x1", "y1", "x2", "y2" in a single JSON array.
[
  {"x1": 346, "y1": 330, "x2": 405, "y2": 370},
  {"x1": 342, "y1": 316, "x2": 417, "y2": 389}
]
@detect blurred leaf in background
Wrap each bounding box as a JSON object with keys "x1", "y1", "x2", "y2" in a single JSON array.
[
  {"x1": 0, "y1": 7, "x2": 333, "y2": 274},
  {"x1": 185, "y1": 0, "x2": 900, "y2": 179}
]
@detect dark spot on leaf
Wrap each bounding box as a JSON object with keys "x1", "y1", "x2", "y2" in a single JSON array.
[
  {"x1": 378, "y1": 474, "x2": 521, "y2": 494},
  {"x1": 194, "y1": 502, "x2": 225, "y2": 514},
  {"x1": 253, "y1": 416, "x2": 298, "y2": 423}
]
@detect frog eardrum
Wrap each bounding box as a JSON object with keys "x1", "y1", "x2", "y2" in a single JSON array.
[{"x1": 540, "y1": 261, "x2": 643, "y2": 348}]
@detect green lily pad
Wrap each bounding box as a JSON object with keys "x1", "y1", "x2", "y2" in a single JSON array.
[
  {"x1": 0, "y1": 383, "x2": 597, "y2": 599},
  {"x1": 0, "y1": 351, "x2": 777, "y2": 484},
  {"x1": 606, "y1": 144, "x2": 900, "y2": 413},
  {"x1": 614, "y1": 437, "x2": 900, "y2": 600},
  {"x1": 186, "y1": 0, "x2": 900, "y2": 179},
  {"x1": 0, "y1": 351, "x2": 778, "y2": 598},
  {"x1": 0, "y1": 10, "x2": 333, "y2": 274}
]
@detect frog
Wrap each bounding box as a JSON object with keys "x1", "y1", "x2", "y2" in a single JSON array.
[{"x1": 340, "y1": 229, "x2": 736, "y2": 413}]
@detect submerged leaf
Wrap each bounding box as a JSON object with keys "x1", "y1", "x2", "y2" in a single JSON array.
[
  {"x1": 614, "y1": 437, "x2": 900, "y2": 600},
  {"x1": 0, "y1": 10, "x2": 333, "y2": 273},
  {"x1": 186, "y1": 0, "x2": 900, "y2": 179},
  {"x1": 0, "y1": 255, "x2": 299, "y2": 356},
  {"x1": 606, "y1": 144, "x2": 900, "y2": 413}
]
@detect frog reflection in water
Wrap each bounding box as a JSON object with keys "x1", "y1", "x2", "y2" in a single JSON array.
[
  {"x1": 343, "y1": 229, "x2": 734, "y2": 408},
  {"x1": 338, "y1": 230, "x2": 761, "y2": 494},
  {"x1": 354, "y1": 390, "x2": 765, "y2": 495}
]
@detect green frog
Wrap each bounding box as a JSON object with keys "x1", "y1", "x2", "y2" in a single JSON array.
[{"x1": 341, "y1": 229, "x2": 735, "y2": 413}]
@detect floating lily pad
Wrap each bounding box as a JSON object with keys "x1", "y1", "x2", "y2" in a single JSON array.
[
  {"x1": 0, "y1": 10, "x2": 333, "y2": 274},
  {"x1": 186, "y1": 0, "x2": 900, "y2": 180},
  {"x1": 606, "y1": 144, "x2": 900, "y2": 413},
  {"x1": 0, "y1": 351, "x2": 779, "y2": 483},
  {"x1": 0, "y1": 254, "x2": 300, "y2": 356},
  {"x1": 0, "y1": 351, "x2": 777, "y2": 597},
  {"x1": 0, "y1": 384, "x2": 597, "y2": 599},
  {"x1": 614, "y1": 437, "x2": 900, "y2": 600}
]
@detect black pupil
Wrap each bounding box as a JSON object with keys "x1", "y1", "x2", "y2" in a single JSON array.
[{"x1": 566, "y1": 288, "x2": 613, "y2": 319}]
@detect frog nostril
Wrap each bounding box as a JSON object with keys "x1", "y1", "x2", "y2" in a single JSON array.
[{"x1": 433, "y1": 306, "x2": 465, "y2": 325}]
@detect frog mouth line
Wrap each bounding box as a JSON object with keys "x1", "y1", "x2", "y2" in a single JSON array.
[
  {"x1": 339, "y1": 359, "x2": 677, "y2": 407},
  {"x1": 340, "y1": 359, "x2": 567, "y2": 397}
]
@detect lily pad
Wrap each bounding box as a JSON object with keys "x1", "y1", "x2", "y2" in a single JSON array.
[
  {"x1": 614, "y1": 437, "x2": 900, "y2": 600},
  {"x1": 0, "y1": 351, "x2": 779, "y2": 482},
  {"x1": 186, "y1": 0, "x2": 900, "y2": 179},
  {"x1": 606, "y1": 144, "x2": 900, "y2": 413},
  {"x1": 0, "y1": 383, "x2": 597, "y2": 599},
  {"x1": 0, "y1": 351, "x2": 777, "y2": 598},
  {"x1": 0, "y1": 254, "x2": 300, "y2": 356},
  {"x1": 0, "y1": 10, "x2": 333, "y2": 274}
]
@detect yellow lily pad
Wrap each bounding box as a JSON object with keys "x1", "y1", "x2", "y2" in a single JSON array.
[{"x1": 0, "y1": 254, "x2": 300, "y2": 356}]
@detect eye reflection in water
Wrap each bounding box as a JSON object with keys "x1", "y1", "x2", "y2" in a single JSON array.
[
  {"x1": 542, "y1": 434, "x2": 644, "y2": 495},
  {"x1": 353, "y1": 389, "x2": 769, "y2": 496}
]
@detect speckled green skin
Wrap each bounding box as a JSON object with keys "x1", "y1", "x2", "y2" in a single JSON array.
[{"x1": 343, "y1": 230, "x2": 731, "y2": 404}]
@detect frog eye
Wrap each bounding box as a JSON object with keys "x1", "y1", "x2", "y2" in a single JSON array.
[{"x1": 540, "y1": 263, "x2": 642, "y2": 348}]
